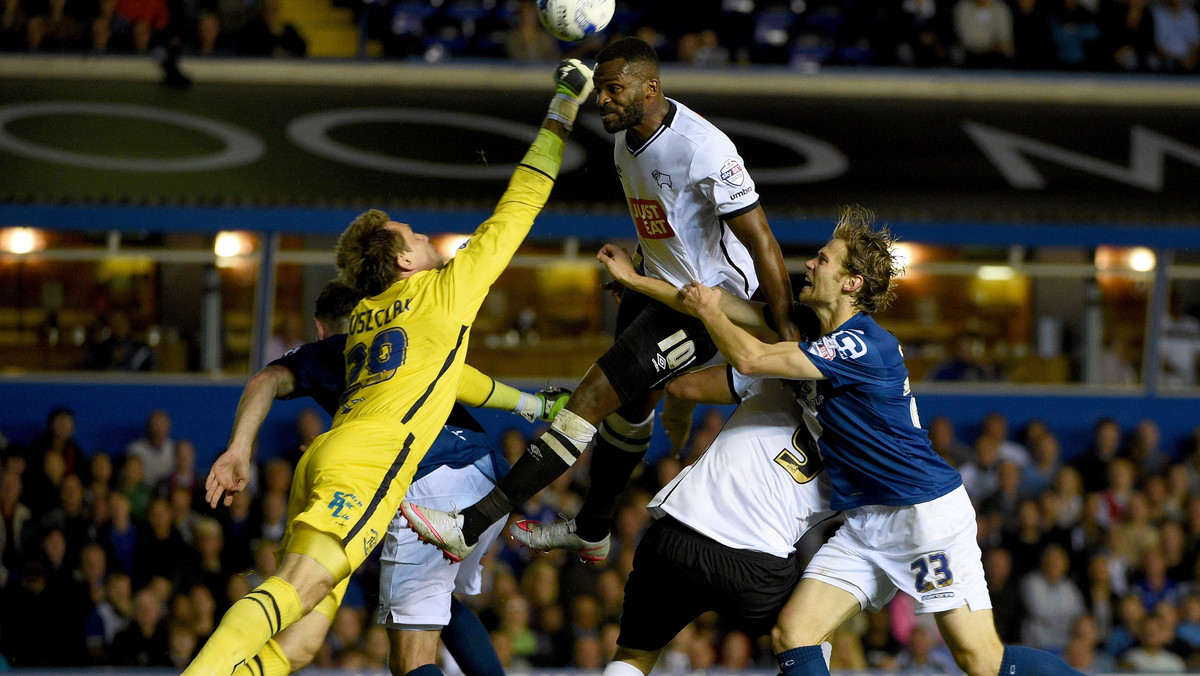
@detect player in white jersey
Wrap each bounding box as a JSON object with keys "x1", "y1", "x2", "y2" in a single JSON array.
[
  {"x1": 604, "y1": 365, "x2": 830, "y2": 676},
  {"x1": 605, "y1": 363, "x2": 837, "y2": 676},
  {"x1": 402, "y1": 36, "x2": 799, "y2": 565},
  {"x1": 561, "y1": 242, "x2": 834, "y2": 676}
]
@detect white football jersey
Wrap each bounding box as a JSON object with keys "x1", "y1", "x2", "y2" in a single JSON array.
[
  {"x1": 648, "y1": 370, "x2": 836, "y2": 558},
  {"x1": 614, "y1": 99, "x2": 761, "y2": 298}
]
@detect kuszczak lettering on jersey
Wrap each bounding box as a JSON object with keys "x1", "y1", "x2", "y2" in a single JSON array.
[{"x1": 348, "y1": 299, "x2": 412, "y2": 335}]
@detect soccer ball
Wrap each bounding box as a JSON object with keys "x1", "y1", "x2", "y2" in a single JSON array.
[{"x1": 536, "y1": 0, "x2": 614, "y2": 42}]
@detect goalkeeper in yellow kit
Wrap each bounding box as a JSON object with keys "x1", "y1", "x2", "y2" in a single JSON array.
[{"x1": 182, "y1": 58, "x2": 594, "y2": 676}]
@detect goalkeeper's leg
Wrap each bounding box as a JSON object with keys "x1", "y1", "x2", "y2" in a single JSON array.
[
  {"x1": 183, "y1": 527, "x2": 346, "y2": 676},
  {"x1": 230, "y1": 579, "x2": 346, "y2": 676}
]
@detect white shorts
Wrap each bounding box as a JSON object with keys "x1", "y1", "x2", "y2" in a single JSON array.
[
  {"x1": 377, "y1": 463, "x2": 506, "y2": 629},
  {"x1": 803, "y1": 485, "x2": 991, "y2": 615}
]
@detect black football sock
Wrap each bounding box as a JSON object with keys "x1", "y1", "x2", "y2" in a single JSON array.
[
  {"x1": 573, "y1": 410, "x2": 653, "y2": 541},
  {"x1": 461, "y1": 408, "x2": 595, "y2": 543}
]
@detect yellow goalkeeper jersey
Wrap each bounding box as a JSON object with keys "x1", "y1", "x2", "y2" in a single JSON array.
[{"x1": 333, "y1": 129, "x2": 565, "y2": 459}]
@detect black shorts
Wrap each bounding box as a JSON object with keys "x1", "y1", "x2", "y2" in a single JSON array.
[
  {"x1": 616, "y1": 516, "x2": 803, "y2": 651},
  {"x1": 596, "y1": 291, "x2": 719, "y2": 405}
]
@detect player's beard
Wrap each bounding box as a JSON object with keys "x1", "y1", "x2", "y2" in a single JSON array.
[{"x1": 601, "y1": 98, "x2": 645, "y2": 134}]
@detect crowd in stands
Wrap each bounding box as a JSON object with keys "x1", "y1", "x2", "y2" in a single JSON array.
[
  {"x1": 4, "y1": 398, "x2": 1200, "y2": 673},
  {"x1": 2, "y1": 0, "x2": 1198, "y2": 74}
]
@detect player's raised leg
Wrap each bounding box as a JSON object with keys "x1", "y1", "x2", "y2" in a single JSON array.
[{"x1": 403, "y1": 367, "x2": 612, "y2": 561}]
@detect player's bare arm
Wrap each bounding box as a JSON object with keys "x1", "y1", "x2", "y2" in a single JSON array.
[
  {"x1": 682, "y1": 281, "x2": 825, "y2": 381},
  {"x1": 207, "y1": 364, "x2": 297, "y2": 508},
  {"x1": 661, "y1": 365, "x2": 738, "y2": 457},
  {"x1": 726, "y1": 206, "x2": 800, "y2": 342},
  {"x1": 597, "y1": 242, "x2": 777, "y2": 339}
]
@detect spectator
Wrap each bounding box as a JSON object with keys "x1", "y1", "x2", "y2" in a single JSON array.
[
  {"x1": 40, "y1": 471, "x2": 90, "y2": 564},
  {"x1": 1020, "y1": 543, "x2": 1087, "y2": 651},
  {"x1": 979, "y1": 410, "x2": 1031, "y2": 466},
  {"x1": 125, "y1": 408, "x2": 175, "y2": 490},
  {"x1": 1160, "y1": 296, "x2": 1200, "y2": 386},
  {"x1": 23, "y1": 444, "x2": 67, "y2": 515},
  {"x1": 285, "y1": 407, "x2": 325, "y2": 466},
  {"x1": 1127, "y1": 418, "x2": 1172, "y2": 481},
  {"x1": 997, "y1": 498, "x2": 1051, "y2": 580},
  {"x1": 85, "y1": 451, "x2": 114, "y2": 509},
  {"x1": 164, "y1": 438, "x2": 198, "y2": 496},
  {"x1": 1151, "y1": 0, "x2": 1200, "y2": 72},
  {"x1": 1158, "y1": 519, "x2": 1190, "y2": 581},
  {"x1": 984, "y1": 546, "x2": 1024, "y2": 643},
  {"x1": 1083, "y1": 553, "x2": 1121, "y2": 638},
  {"x1": 959, "y1": 433, "x2": 1002, "y2": 507},
  {"x1": 896, "y1": 624, "x2": 957, "y2": 673},
  {"x1": 25, "y1": 0, "x2": 83, "y2": 50},
  {"x1": 265, "y1": 312, "x2": 303, "y2": 362},
  {"x1": 1072, "y1": 416, "x2": 1123, "y2": 494},
  {"x1": 29, "y1": 406, "x2": 83, "y2": 475},
  {"x1": 1048, "y1": 0, "x2": 1102, "y2": 69},
  {"x1": 235, "y1": 0, "x2": 305, "y2": 56},
  {"x1": 1097, "y1": 456, "x2": 1137, "y2": 527},
  {"x1": 0, "y1": 469, "x2": 33, "y2": 576},
  {"x1": 101, "y1": 490, "x2": 137, "y2": 576},
  {"x1": 0, "y1": 0, "x2": 28, "y2": 49},
  {"x1": 952, "y1": 0, "x2": 1015, "y2": 67},
  {"x1": 860, "y1": 609, "x2": 901, "y2": 668},
  {"x1": 1113, "y1": 492, "x2": 1161, "y2": 570},
  {"x1": 185, "y1": 516, "x2": 226, "y2": 604},
  {"x1": 1121, "y1": 613, "x2": 1187, "y2": 672},
  {"x1": 1011, "y1": 0, "x2": 1056, "y2": 68},
  {"x1": 1099, "y1": 0, "x2": 1155, "y2": 70},
  {"x1": 131, "y1": 496, "x2": 187, "y2": 589},
  {"x1": 830, "y1": 624, "x2": 868, "y2": 672},
  {"x1": 893, "y1": 0, "x2": 952, "y2": 67},
  {"x1": 115, "y1": 453, "x2": 151, "y2": 518},
  {"x1": 1064, "y1": 614, "x2": 1117, "y2": 673},
  {"x1": 165, "y1": 620, "x2": 198, "y2": 668},
  {"x1": 980, "y1": 459, "x2": 1025, "y2": 528},
  {"x1": 925, "y1": 332, "x2": 995, "y2": 381},
  {"x1": 1134, "y1": 545, "x2": 1184, "y2": 612},
  {"x1": 1020, "y1": 431, "x2": 1062, "y2": 498},
  {"x1": 926, "y1": 415, "x2": 971, "y2": 468},
  {"x1": 78, "y1": 541, "x2": 109, "y2": 608},
  {"x1": 110, "y1": 586, "x2": 170, "y2": 666},
  {"x1": 84, "y1": 572, "x2": 133, "y2": 664},
  {"x1": 1178, "y1": 592, "x2": 1200, "y2": 651},
  {"x1": 166, "y1": 483, "x2": 198, "y2": 544},
  {"x1": 1108, "y1": 592, "x2": 1148, "y2": 658},
  {"x1": 505, "y1": 0, "x2": 559, "y2": 61},
  {"x1": 1047, "y1": 465, "x2": 1085, "y2": 529},
  {"x1": 257, "y1": 488, "x2": 287, "y2": 545},
  {"x1": 83, "y1": 313, "x2": 157, "y2": 369},
  {"x1": 0, "y1": 559, "x2": 62, "y2": 665}
]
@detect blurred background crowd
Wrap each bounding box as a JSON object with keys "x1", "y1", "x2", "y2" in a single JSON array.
[
  {"x1": 1, "y1": 0, "x2": 1197, "y2": 73},
  {"x1": 4, "y1": 401, "x2": 1200, "y2": 673}
]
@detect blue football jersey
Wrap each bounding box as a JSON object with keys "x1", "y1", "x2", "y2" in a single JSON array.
[
  {"x1": 796, "y1": 313, "x2": 962, "y2": 510},
  {"x1": 268, "y1": 334, "x2": 508, "y2": 482}
]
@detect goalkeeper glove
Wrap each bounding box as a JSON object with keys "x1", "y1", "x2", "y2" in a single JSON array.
[
  {"x1": 518, "y1": 386, "x2": 573, "y2": 423},
  {"x1": 546, "y1": 58, "x2": 594, "y2": 131}
]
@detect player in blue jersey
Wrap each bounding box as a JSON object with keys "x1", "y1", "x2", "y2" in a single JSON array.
[
  {"x1": 680, "y1": 205, "x2": 1084, "y2": 676},
  {"x1": 205, "y1": 279, "x2": 565, "y2": 676}
]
